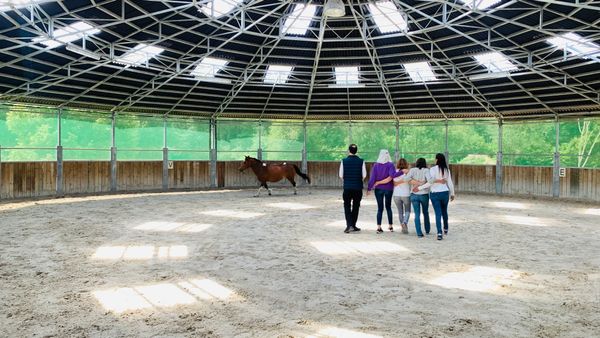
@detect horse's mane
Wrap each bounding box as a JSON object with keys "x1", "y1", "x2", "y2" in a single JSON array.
[{"x1": 246, "y1": 156, "x2": 262, "y2": 163}]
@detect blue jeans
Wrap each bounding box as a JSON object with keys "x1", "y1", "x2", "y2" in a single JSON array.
[
  {"x1": 430, "y1": 191, "x2": 450, "y2": 235},
  {"x1": 410, "y1": 194, "x2": 430, "y2": 236},
  {"x1": 374, "y1": 189, "x2": 393, "y2": 226}
]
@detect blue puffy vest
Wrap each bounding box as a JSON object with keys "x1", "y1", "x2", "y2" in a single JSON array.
[{"x1": 342, "y1": 155, "x2": 364, "y2": 190}]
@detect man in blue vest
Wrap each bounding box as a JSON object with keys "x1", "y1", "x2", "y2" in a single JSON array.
[{"x1": 339, "y1": 144, "x2": 367, "y2": 233}]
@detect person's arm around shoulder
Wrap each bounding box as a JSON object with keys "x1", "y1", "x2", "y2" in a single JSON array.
[{"x1": 415, "y1": 167, "x2": 434, "y2": 192}]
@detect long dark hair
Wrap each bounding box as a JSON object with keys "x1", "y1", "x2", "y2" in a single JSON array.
[
  {"x1": 436, "y1": 153, "x2": 448, "y2": 176},
  {"x1": 396, "y1": 158, "x2": 409, "y2": 170},
  {"x1": 415, "y1": 158, "x2": 427, "y2": 169}
]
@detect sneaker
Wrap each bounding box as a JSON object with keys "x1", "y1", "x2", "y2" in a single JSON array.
[
  {"x1": 401, "y1": 223, "x2": 408, "y2": 234},
  {"x1": 437, "y1": 233, "x2": 443, "y2": 240}
]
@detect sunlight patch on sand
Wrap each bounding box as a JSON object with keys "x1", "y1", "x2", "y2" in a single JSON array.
[
  {"x1": 267, "y1": 202, "x2": 317, "y2": 210},
  {"x1": 582, "y1": 208, "x2": 600, "y2": 216},
  {"x1": 502, "y1": 215, "x2": 549, "y2": 226},
  {"x1": 428, "y1": 266, "x2": 521, "y2": 293},
  {"x1": 134, "y1": 221, "x2": 212, "y2": 233},
  {"x1": 92, "y1": 245, "x2": 188, "y2": 260},
  {"x1": 310, "y1": 241, "x2": 410, "y2": 255},
  {"x1": 308, "y1": 327, "x2": 382, "y2": 338},
  {"x1": 491, "y1": 201, "x2": 529, "y2": 209},
  {"x1": 92, "y1": 278, "x2": 236, "y2": 314},
  {"x1": 200, "y1": 209, "x2": 264, "y2": 219}
]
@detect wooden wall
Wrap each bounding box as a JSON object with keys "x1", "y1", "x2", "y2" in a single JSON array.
[
  {"x1": 63, "y1": 161, "x2": 110, "y2": 195},
  {"x1": 1, "y1": 161, "x2": 599, "y2": 202},
  {"x1": 0, "y1": 162, "x2": 56, "y2": 199},
  {"x1": 169, "y1": 161, "x2": 210, "y2": 190}
]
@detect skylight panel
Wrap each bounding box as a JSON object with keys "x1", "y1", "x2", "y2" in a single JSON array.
[
  {"x1": 199, "y1": 0, "x2": 243, "y2": 18},
  {"x1": 32, "y1": 21, "x2": 100, "y2": 49},
  {"x1": 114, "y1": 44, "x2": 164, "y2": 67},
  {"x1": 368, "y1": 0, "x2": 408, "y2": 33},
  {"x1": 457, "y1": 0, "x2": 502, "y2": 10},
  {"x1": 0, "y1": 0, "x2": 52, "y2": 11},
  {"x1": 547, "y1": 33, "x2": 600, "y2": 60},
  {"x1": 403, "y1": 62, "x2": 437, "y2": 82},
  {"x1": 335, "y1": 66, "x2": 360, "y2": 86},
  {"x1": 473, "y1": 52, "x2": 517, "y2": 73},
  {"x1": 191, "y1": 57, "x2": 228, "y2": 78},
  {"x1": 282, "y1": 4, "x2": 317, "y2": 36},
  {"x1": 264, "y1": 65, "x2": 293, "y2": 84}
]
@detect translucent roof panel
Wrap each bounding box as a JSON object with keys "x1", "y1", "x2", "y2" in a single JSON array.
[
  {"x1": 368, "y1": 0, "x2": 408, "y2": 33},
  {"x1": 114, "y1": 44, "x2": 164, "y2": 67},
  {"x1": 547, "y1": 33, "x2": 600, "y2": 60},
  {"x1": 473, "y1": 52, "x2": 517, "y2": 73},
  {"x1": 335, "y1": 66, "x2": 360, "y2": 86},
  {"x1": 199, "y1": 0, "x2": 244, "y2": 18},
  {"x1": 32, "y1": 21, "x2": 100, "y2": 49},
  {"x1": 457, "y1": 0, "x2": 503, "y2": 10},
  {"x1": 191, "y1": 57, "x2": 228, "y2": 78},
  {"x1": 0, "y1": 0, "x2": 52, "y2": 11},
  {"x1": 264, "y1": 65, "x2": 293, "y2": 84},
  {"x1": 403, "y1": 62, "x2": 438, "y2": 82},
  {"x1": 282, "y1": 4, "x2": 317, "y2": 36}
]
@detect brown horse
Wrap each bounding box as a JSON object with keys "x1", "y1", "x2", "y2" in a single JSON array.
[{"x1": 238, "y1": 156, "x2": 311, "y2": 196}]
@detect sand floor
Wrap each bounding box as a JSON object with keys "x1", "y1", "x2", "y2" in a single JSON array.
[{"x1": 1, "y1": 188, "x2": 599, "y2": 338}]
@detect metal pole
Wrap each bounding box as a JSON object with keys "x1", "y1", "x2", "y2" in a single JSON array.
[
  {"x1": 110, "y1": 112, "x2": 117, "y2": 192},
  {"x1": 301, "y1": 121, "x2": 307, "y2": 175},
  {"x1": 552, "y1": 117, "x2": 560, "y2": 198},
  {"x1": 496, "y1": 120, "x2": 503, "y2": 195},
  {"x1": 444, "y1": 120, "x2": 449, "y2": 162},
  {"x1": 395, "y1": 120, "x2": 400, "y2": 162},
  {"x1": 162, "y1": 116, "x2": 169, "y2": 191},
  {"x1": 56, "y1": 108, "x2": 63, "y2": 197},
  {"x1": 348, "y1": 121, "x2": 352, "y2": 144},
  {"x1": 210, "y1": 117, "x2": 217, "y2": 188},
  {"x1": 257, "y1": 120, "x2": 263, "y2": 160}
]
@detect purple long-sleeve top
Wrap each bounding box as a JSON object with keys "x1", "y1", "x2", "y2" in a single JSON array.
[{"x1": 367, "y1": 162, "x2": 400, "y2": 191}]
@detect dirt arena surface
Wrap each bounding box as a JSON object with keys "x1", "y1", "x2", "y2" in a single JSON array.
[{"x1": 1, "y1": 188, "x2": 599, "y2": 338}]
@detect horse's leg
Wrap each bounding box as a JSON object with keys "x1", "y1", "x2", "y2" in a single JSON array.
[
  {"x1": 288, "y1": 176, "x2": 297, "y2": 195},
  {"x1": 264, "y1": 182, "x2": 272, "y2": 196},
  {"x1": 255, "y1": 182, "x2": 265, "y2": 197}
]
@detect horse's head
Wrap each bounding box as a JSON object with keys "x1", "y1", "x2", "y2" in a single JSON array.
[{"x1": 239, "y1": 156, "x2": 253, "y2": 172}]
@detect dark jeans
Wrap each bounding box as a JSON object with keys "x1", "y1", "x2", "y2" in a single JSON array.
[
  {"x1": 410, "y1": 193, "x2": 430, "y2": 236},
  {"x1": 430, "y1": 191, "x2": 450, "y2": 235},
  {"x1": 374, "y1": 188, "x2": 393, "y2": 226},
  {"x1": 343, "y1": 189, "x2": 362, "y2": 228}
]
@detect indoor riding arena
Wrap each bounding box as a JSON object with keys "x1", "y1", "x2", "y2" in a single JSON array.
[{"x1": 1, "y1": 1, "x2": 599, "y2": 337}]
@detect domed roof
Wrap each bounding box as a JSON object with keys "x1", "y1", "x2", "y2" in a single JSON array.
[{"x1": 0, "y1": 0, "x2": 599, "y2": 120}]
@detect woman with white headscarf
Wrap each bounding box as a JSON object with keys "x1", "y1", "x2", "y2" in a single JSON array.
[{"x1": 367, "y1": 149, "x2": 401, "y2": 233}]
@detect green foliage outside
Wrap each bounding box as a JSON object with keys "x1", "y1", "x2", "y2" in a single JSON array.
[{"x1": 1, "y1": 104, "x2": 599, "y2": 168}]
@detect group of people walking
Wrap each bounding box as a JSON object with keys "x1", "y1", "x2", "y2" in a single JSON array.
[{"x1": 339, "y1": 144, "x2": 455, "y2": 240}]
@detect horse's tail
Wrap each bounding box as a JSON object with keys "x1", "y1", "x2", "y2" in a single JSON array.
[{"x1": 293, "y1": 164, "x2": 311, "y2": 184}]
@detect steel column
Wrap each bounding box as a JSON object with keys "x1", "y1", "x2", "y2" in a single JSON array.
[
  {"x1": 210, "y1": 117, "x2": 217, "y2": 188},
  {"x1": 553, "y1": 118, "x2": 561, "y2": 198},
  {"x1": 56, "y1": 108, "x2": 63, "y2": 197},
  {"x1": 110, "y1": 112, "x2": 117, "y2": 192},
  {"x1": 162, "y1": 116, "x2": 168, "y2": 191},
  {"x1": 496, "y1": 120, "x2": 503, "y2": 195}
]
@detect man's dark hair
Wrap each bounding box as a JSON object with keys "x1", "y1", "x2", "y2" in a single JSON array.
[{"x1": 348, "y1": 144, "x2": 358, "y2": 155}]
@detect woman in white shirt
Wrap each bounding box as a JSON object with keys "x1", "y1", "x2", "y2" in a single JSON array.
[
  {"x1": 392, "y1": 159, "x2": 411, "y2": 234},
  {"x1": 416, "y1": 153, "x2": 455, "y2": 240}
]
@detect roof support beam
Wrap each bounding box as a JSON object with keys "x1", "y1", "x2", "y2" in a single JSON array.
[
  {"x1": 303, "y1": 11, "x2": 327, "y2": 121},
  {"x1": 349, "y1": 1, "x2": 399, "y2": 122}
]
